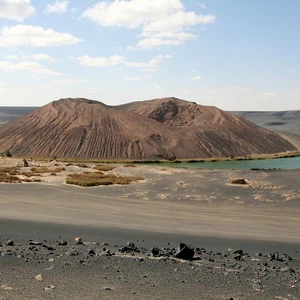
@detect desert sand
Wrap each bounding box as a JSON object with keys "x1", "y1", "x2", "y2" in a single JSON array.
[{"x1": 1, "y1": 158, "x2": 300, "y2": 299}]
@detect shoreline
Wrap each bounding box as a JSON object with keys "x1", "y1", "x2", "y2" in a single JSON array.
[{"x1": 2, "y1": 150, "x2": 300, "y2": 165}]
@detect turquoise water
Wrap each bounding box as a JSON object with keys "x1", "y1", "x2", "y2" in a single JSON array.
[{"x1": 159, "y1": 156, "x2": 300, "y2": 170}]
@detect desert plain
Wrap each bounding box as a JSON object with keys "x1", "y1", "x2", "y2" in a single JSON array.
[{"x1": 1, "y1": 157, "x2": 300, "y2": 299}]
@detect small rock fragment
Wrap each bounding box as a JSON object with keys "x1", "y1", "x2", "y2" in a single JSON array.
[
  {"x1": 281, "y1": 267, "x2": 295, "y2": 273},
  {"x1": 151, "y1": 247, "x2": 160, "y2": 257},
  {"x1": 175, "y1": 243, "x2": 194, "y2": 260},
  {"x1": 35, "y1": 274, "x2": 43, "y2": 281},
  {"x1": 44, "y1": 285, "x2": 55, "y2": 291},
  {"x1": 127, "y1": 242, "x2": 135, "y2": 248},
  {"x1": 88, "y1": 249, "x2": 96, "y2": 256},
  {"x1": 231, "y1": 178, "x2": 247, "y2": 185},
  {"x1": 75, "y1": 237, "x2": 83, "y2": 245},
  {"x1": 5, "y1": 239, "x2": 14, "y2": 246},
  {"x1": 29, "y1": 241, "x2": 43, "y2": 246},
  {"x1": 233, "y1": 254, "x2": 242, "y2": 261},
  {"x1": 1, "y1": 284, "x2": 13, "y2": 291},
  {"x1": 57, "y1": 240, "x2": 68, "y2": 246}
]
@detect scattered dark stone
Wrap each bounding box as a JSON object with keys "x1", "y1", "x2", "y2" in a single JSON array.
[
  {"x1": 151, "y1": 247, "x2": 160, "y2": 257},
  {"x1": 233, "y1": 254, "x2": 242, "y2": 261},
  {"x1": 233, "y1": 249, "x2": 244, "y2": 255},
  {"x1": 66, "y1": 250, "x2": 79, "y2": 256},
  {"x1": 88, "y1": 249, "x2": 96, "y2": 256},
  {"x1": 269, "y1": 252, "x2": 282, "y2": 261},
  {"x1": 120, "y1": 242, "x2": 137, "y2": 253},
  {"x1": 28, "y1": 241, "x2": 43, "y2": 246},
  {"x1": 97, "y1": 249, "x2": 112, "y2": 257},
  {"x1": 126, "y1": 242, "x2": 135, "y2": 249},
  {"x1": 281, "y1": 267, "x2": 295, "y2": 273},
  {"x1": 231, "y1": 178, "x2": 247, "y2": 185},
  {"x1": 57, "y1": 241, "x2": 68, "y2": 246},
  {"x1": 175, "y1": 243, "x2": 194, "y2": 261},
  {"x1": 252, "y1": 280, "x2": 263, "y2": 291},
  {"x1": 282, "y1": 253, "x2": 293, "y2": 261},
  {"x1": 5, "y1": 239, "x2": 14, "y2": 246},
  {"x1": 75, "y1": 237, "x2": 83, "y2": 245}
]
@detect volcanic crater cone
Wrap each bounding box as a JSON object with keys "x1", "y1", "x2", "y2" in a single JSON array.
[{"x1": 0, "y1": 97, "x2": 296, "y2": 159}]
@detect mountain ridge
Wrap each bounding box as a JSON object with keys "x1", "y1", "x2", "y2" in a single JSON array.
[{"x1": 0, "y1": 97, "x2": 296, "y2": 159}]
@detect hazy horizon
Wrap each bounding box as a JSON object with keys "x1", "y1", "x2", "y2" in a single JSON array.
[
  {"x1": 0, "y1": 0, "x2": 299, "y2": 111},
  {"x1": 0, "y1": 96, "x2": 300, "y2": 113}
]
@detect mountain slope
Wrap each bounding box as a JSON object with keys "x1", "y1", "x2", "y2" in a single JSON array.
[{"x1": 0, "y1": 98, "x2": 296, "y2": 159}]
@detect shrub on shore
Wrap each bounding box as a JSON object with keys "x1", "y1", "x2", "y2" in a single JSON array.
[
  {"x1": 66, "y1": 172, "x2": 143, "y2": 187},
  {"x1": 93, "y1": 165, "x2": 116, "y2": 171}
]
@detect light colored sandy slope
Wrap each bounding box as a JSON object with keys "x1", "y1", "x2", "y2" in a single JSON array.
[
  {"x1": 0, "y1": 161, "x2": 300, "y2": 243},
  {"x1": 0, "y1": 98, "x2": 296, "y2": 159}
]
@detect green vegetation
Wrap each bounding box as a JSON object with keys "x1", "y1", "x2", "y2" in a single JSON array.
[{"x1": 66, "y1": 171, "x2": 143, "y2": 187}]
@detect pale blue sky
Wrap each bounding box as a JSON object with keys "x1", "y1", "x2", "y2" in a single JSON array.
[{"x1": 0, "y1": 0, "x2": 299, "y2": 110}]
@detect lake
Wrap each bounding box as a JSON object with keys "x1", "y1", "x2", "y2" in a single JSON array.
[{"x1": 160, "y1": 156, "x2": 300, "y2": 170}]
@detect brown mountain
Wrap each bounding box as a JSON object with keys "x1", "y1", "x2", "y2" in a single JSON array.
[{"x1": 0, "y1": 97, "x2": 296, "y2": 159}]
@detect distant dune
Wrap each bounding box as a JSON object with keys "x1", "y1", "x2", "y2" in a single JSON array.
[
  {"x1": 233, "y1": 111, "x2": 300, "y2": 136},
  {"x1": 232, "y1": 111, "x2": 300, "y2": 150},
  {"x1": 0, "y1": 107, "x2": 37, "y2": 125},
  {"x1": 0, "y1": 97, "x2": 296, "y2": 159}
]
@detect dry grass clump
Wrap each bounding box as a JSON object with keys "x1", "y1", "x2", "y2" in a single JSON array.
[
  {"x1": 76, "y1": 164, "x2": 89, "y2": 168},
  {"x1": 0, "y1": 167, "x2": 21, "y2": 183},
  {"x1": 21, "y1": 166, "x2": 65, "y2": 178},
  {"x1": 0, "y1": 167, "x2": 42, "y2": 183},
  {"x1": 93, "y1": 165, "x2": 116, "y2": 172},
  {"x1": 0, "y1": 166, "x2": 20, "y2": 175},
  {"x1": 66, "y1": 172, "x2": 143, "y2": 187},
  {"x1": 30, "y1": 166, "x2": 65, "y2": 173},
  {"x1": 22, "y1": 172, "x2": 42, "y2": 178},
  {"x1": 123, "y1": 164, "x2": 136, "y2": 168}
]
